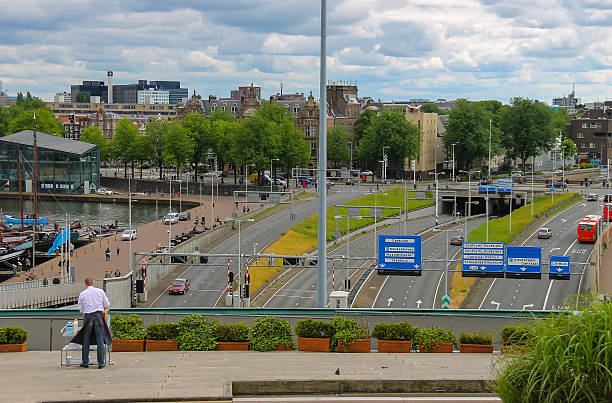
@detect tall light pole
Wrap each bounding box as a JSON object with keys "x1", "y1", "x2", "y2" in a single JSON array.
[
  {"x1": 168, "y1": 179, "x2": 173, "y2": 248},
  {"x1": 488, "y1": 119, "x2": 492, "y2": 180},
  {"x1": 460, "y1": 170, "x2": 480, "y2": 218},
  {"x1": 245, "y1": 163, "x2": 254, "y2": 199},
  {"x1": 382, "y1": 146, "x2": 389, "y2": 183},
  {"x1": 348, "y1": 141, "x2": 353, "y2": 173},
  {"x1": 372, "y1": 191, "x2": 387, "y2": 258},
  {"x1": 270, "y1": 158, "x2": 279, "y2": 193},
  {"x1": 451, "y1": 143, "x2": 457, "y2": 182},
  {"x1": 129, "y1": 177, "x2": 132, "y2": 273},
  {"x1": 433, "y1": 227, "x2": 463, "y2": 296},
  {"x1": 225, "y1": 217, "x2": 254, "y2": 306},
  {"x1": 428, "y1": 171, "x2": 440, "y2": 226},
  {"x1": 317, "y1": 0, "x2": 328, "y2": 308},
  {"x1": 531, "y1": 157, "x2": 535, "y2": 217}
]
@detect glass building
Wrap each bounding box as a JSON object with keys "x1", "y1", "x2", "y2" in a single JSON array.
[{"x1": 0, "y1": 130, "x2": 99, "y2": 194}]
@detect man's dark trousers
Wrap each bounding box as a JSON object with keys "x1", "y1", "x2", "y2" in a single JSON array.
[{"x1": 82, "y1": 313, "x2": 105, "y2": 366}]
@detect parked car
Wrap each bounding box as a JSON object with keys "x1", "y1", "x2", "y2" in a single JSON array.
[
  {"x1": 552, "y1": 181, "x2": 566, "y2": 189},
  {"x1": 449, "y1": 235, "x2": 464, "y2": 245},
  {"x1": 203, "y1": 171, "x2": 221, "y2": 177},
  {"x1": 586, "y1": 193, "x2": 599, "y2": 201},
  {"x1": 163, "y1": 212, "x2": 179, "y2": 224},
  {"x1": 178, "y1": 211, "x2": 191, "y2": 221},
  {"x1": 361, "y1": 170, "x2": 373, "y2": 176},
  {"x1": 537, "y1": 227, "x2": 552, "y2": 239},
  {"x1": 97, "y1": 188, "x2": 113, "y2": 195},
  {"x1": 554, "y1": 169, "x2": 563, "y2": 176},
  {"x1": 512, "y1": 172, "x2": 523, "y2": 178},
  {"x1": 479, "y1": 179, "x2": 493, "y2": 185},
  {"x1": 168, "y1": 278, "x2": 190, "y2": 295},
  {"x1": 121, "y1": 229, "x2": 138, "y2": 241}
]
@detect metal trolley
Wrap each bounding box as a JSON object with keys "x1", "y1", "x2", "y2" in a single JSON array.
[{"x1": 60, "y1": 321, "x2": 113, "y2": 367}]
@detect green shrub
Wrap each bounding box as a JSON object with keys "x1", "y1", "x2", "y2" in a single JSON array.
[
  {"x1": 496, "y1": 302, "x2": 612, "y2": 402},
  {"x1": 249, "y1": 317, "x2": 294, "y2": 351},
  {"x1": 146, "y1": 323, "x2": 178, "y2": 341},
  {"x1": 372, "y1": 322, "x2": 413, "y2": 341},
  {"x1": 459, "y1": 331, "x2": 493, "y2": 345},
  {"x1": 294, "y1": 318, "x2": 335, "y2": 339},
  {"x1": 501, "y1": 325, "x2": 534, "y2": 347},
  {"x1": 413, "y1": 327, "x2": 457, "y2": 352},
  {"x1": 332, "y1": 317, "x2": 369, "y2": 352},
  {"x1": 110, "y1": 314, "x2": 146, "y2": 340},
  {"x1": 0, "y1": 327, "x2": 28, "y2": 344},
  {"x1": 176, "y1": 314, "x2": 218, "y2": 351},
  {"x1": 216, "y1": 323, "x2": 250, "y2": 342}
]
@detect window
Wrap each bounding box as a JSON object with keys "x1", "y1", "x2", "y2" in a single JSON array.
[
  {"x1": 231, "y1": 106, "x2": 237, "y2": 114},
  {"x1": 211, "y1": 106, "x2": 216, "y2": 112},
  {"x1": 577, "y1": 132, "x2": 584, "y2": 138},
  {"x1": 293, "y1": 106, "x2": 299, "y2": 115},
  {"x1": 581, "y1": 142, "x2": 587, "y2": 148},
  {"x1": 582, "y1": 122, "x2": 589, "y2": 128},
  {"x1": 589, "y1": 142, "x2": 595, "y2": 149},
  {"x1": 305, "y1": 126, "x2": 310, "y2": 137},
  {"x1": 308, "y1": 110, "x2": 313, "y2": 117}
]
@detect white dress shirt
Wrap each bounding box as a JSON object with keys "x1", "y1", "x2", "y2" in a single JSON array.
[{"x1": 78, "y1": 286, "x2": 111, "y2": 314}]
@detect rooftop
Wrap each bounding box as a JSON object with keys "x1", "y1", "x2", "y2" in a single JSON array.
[{"x1": 0, "y1": 130, "x2": 97, "y2": 155}]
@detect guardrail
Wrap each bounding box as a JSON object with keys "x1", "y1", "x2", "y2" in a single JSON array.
[
  {"x1": 0, "y1": 275, "x2": 72, "y2": 292},
  {"x1": 0, "y1": 282, "x2": 83, "y2": 309}
]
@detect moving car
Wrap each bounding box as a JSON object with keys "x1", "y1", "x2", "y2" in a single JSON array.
[
  {"x1": 163, "y1": 212, "x2": 179, "y2": 224},
  {"x1": 97, "y1": 188, "x2": 113, "y2": 195},
  {"x1": 512, "y1": 172, "x2": 522, "y2": 178},
  {"x1": 537, "y1": 227, "x2": 552, "y2": 239},
  {"x1": 554, "y1": 169, "x2": 563, "y2": 176},
  {"x1": 479, "y1": 179, "x2": 493, "y2": 185},
  {"x1": 449, "y1": 235, "x2": 464, "y2": 245},
  {"x1": 552, "y1": 181, "x2": 566, "y2": 189},
  {"x1": 168, "y1": 278, "x2": 190, "y2": 295},
  {"x1": 586, "y1": 193, "x2": 599, "y2": 201},
  {"x1": 178, "y1": 211, "x2": 191, "y2": 221},
  {"x1": 361, "y1": 170, "x2": 373, "y2": 176},
  {"x1": 121, "y1": 229, "x2": 137, "y2": 241}
]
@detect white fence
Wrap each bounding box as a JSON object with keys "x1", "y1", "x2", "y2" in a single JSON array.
[
  {"x1": 0, "y1": 275, "x2": 72, "y2": 292},
  {"x1": 0, "y1": 282, "x2": 84, "y2": 309},
  {"x1": 103, "y1": 272, "x2": 133, "y2": 309}
]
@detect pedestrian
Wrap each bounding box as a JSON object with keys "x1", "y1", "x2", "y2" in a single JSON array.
[
  {"x1": 25, "y1": 257, "x2": 31, "y2": 271},
  {"x1": 116, "y1": 246, "x2": 120, "y2": 256},
  {"x1": 376, "y1": 184, "x2": 379, "y2": 191},
  {"x1": 105, "y1": 248, "x2": 111, "y2": 261},
  {"x1": 114, "y1": 268, "x2": 121, "y2": 277},
  {"x1": 72, "y1": 278, "x2": 112, "y2": 369},
  {"x1": 70, "y1": 242, "x2": 74, "y2": 257}
]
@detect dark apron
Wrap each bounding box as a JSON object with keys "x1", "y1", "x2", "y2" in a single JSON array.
[{"x1": 70, "y1": 311, "x2": 113, "y2": 346}]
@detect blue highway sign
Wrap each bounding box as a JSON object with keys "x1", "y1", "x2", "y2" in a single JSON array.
[
  {"x1": 497, "y1": 177, "x2": 513, "y2": 193},
  {"x1": 549, "y1": 255, "x2": 570, "y2": 279},
  {"x1": 462, "y1": 242, "x2": 505, "y2": 277},
  {"x1": 506, "y1": 246, "x2": 542, "y2": 278},
  {"x1": 378, "y1": 235, "x2": 422, "y2": 271},
  {"x1": 478, "y1": 184, "x2": 496, "y2": 192}
]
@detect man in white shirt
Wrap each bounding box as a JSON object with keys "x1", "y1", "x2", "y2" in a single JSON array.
[{"x1": 75, "y1": 278, "x2": 112, "y2": 368}]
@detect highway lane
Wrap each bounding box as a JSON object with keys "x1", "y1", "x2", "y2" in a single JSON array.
[
  {"x1": 152, "y1": 189, "x2": 367, "y2": 307},
  {"x1": 372, "y1": 219, "x2": 484, "y2": 309},
  {"x1": 262, "y1": 214, "x2": 456, "y2": 308},
  {"x1": 477, "y1": 193, "x2": 606, "y2": 311}
]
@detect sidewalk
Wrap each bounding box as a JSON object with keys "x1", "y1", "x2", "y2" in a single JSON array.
[{"x1": 0, "y1": 351, "x2": 496, "y2": 402}]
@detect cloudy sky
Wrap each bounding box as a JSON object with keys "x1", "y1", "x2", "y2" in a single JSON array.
[{"x1": 1, "y1": 0, "x2": 611, "y2": 103}]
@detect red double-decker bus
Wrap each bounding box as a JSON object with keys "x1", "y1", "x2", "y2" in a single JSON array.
[
  {"x1": 604, "y1": 203, "x2": 612, "y2": 220},
  {"x1": 577, "y1": 215, "x2": 601, "y2": 242}
]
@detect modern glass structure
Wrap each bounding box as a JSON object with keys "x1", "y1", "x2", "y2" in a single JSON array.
[{"x1": 0, "y1": 130, "x2": 99, "y2": 194}]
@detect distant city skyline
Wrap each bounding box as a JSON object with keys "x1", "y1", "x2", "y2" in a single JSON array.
[{"x1": 2, "y1": 1, "x2": 612, "y2": 104}]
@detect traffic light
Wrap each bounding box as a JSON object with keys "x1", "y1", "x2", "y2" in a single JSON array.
[
  {"x1": 194, "y1": 217, "x2": 199, "y2": 225},
  {"x1": 228, "y1": 271, "x2": 234, "y2": 283},
  {"x1": 199, "y1": 256, "x2": 208, "y2": 264},
  {"x1": 135, "y1": 279, "x2": 144, "y2": 293},
  {"x1": 243, "y1": 284, "x2": 249, "y2": 298}
]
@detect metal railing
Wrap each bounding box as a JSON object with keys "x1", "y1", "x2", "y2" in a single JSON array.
[{"x1": 0, "y1": 275, "x2": 73, "y2": 292}]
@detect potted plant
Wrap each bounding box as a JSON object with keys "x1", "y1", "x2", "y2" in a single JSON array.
[
  {"x1": 216, "y1": 323, "x2": 250, "y2": 351},
  {"x1": 295, "y1": 318, "x2": 334, "y2": 352},
  {"x1": 501, "y1": 325, "x2": 534, "y2": 354},
  {"x1": 249, "y1": 316, "x2": 294, "y2": 351},
  {"x1": 110, "y1": 314, "x2": 146, "y2": 352},
  {"x1": 146, "y1": 323, "x2": 178, "y2": 351},
  {"x1": 177, "y1": 314, "x2": 219, "y2": 351},
  {"x1": 0, "y1": 326, "x2": 28, "y2": 352},
  {"x1": 372, "y1": 322, "x2": 413, "y2": 353},
  {"x1": 459, "y1": 331, "x2": 493, "y2": 353},
  {"x1": 333, "y1": 317, "x2": 370, "y2": 353},
  {"x1": 414, "y1": 327, "x2": 457, "y2": 353}
]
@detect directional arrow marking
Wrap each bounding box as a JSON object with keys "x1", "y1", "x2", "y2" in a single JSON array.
[
  {"x1": 387, "y1": 297, "x2": 393, "y2": 307},
  {"x1": 520, "y1": 267, "x2": 527, "y2": 271},
  {"x1": 416, "y1": 299, "x2": 422, "y2": 308},
  {"x1": 490, "y1": 301, "x2": 500, "y2": 310},
  {"x1": 413, "y1": 264, "x2": 420, "y2": 269},
  {"x1": 523, "y1": 304, "x2": 534, "y2": 311}
]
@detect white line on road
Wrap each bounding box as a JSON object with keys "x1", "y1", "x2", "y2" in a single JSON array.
[{"x1": 542, "y1": 239, "x2": 577, "y2": 310}]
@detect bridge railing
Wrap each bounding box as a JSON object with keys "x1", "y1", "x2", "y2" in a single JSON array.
[{"x1": 0, "y1": 282, "x2": 83, "y2": 309}]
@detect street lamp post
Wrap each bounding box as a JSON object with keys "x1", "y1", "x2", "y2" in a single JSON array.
[
  {"x1": 245, "y1": 163, "x2": 254, "y2": 199},
  {"x1": 349, "y1": 141, "x2": 353, "y2": 173},
  {"x1": 460, "y1": 170, "x2": 480, "y2": 218},
  {"x1": 169, "y1": 179, "x2": 173, "y2": 248},
  {"x1": 451, "y1": 143, "x2": 457, "y2": 182},
  {"x1": 433, "y1": 227, "x2": 463, "y2": 296},
  {"x1": 428, "y1": 171, "x2": 441, "y2": 226},
  {"x1": 225, "y1": 217, "x2": 255, "y2": 306},
  {"x1": 382, "y1": 146, "x2": 389, "y2": 183},
  {"x1": 270, "y1": 158, "x2": 279, "y2": 193}
]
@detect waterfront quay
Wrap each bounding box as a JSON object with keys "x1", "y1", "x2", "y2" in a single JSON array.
[{"x1": 5, "y1": 191, "x2": 259, "y2": 284}]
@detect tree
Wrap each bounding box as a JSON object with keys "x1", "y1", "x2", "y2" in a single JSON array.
[
  {"x1": 133, "y1": 135, "x2": 152, "y2": 179},
  {"x1": 561, "y1": 138, "x2": 577, "y2": 159},
  {"x1": 0, "y1": 105, "x2": 10, "y2": 137},
  {"x1": 145, "y1": 119, "x2": 166, "y2": 179},
  {"x1": 357, "y1": 110, "x2": 421, "y2": 178},
  {"x1": 354, "y1": 108, "x2": 374, "y2": 146},
  {"x1": 327, "y1": 125, "x2": 350, "y2": 167},
  {"x1": 279, "y1": 120, "x2": 310, "y2": 173},
  {"x1": 213, "y1": 119, "x2": 242, "y2": 182},
  {"x1": 209, "y1": 108, "x2": 236, "y2": 122},
  {"x1": 80, "y1": 126, "x2": 111, "y2": 162},
  {"x1": 420, "y1": 103, "x2": 441, "y2": 114},
  {"x1": 443, "y1": 99, "x2": 501, "y2": 171},
  {"x1": 8, "y1": 108, "x2": 63, "y2": 136},
  {"x1": 551, "y1": 108, "x2": 571, "y2": 138},
  {"x1": 182, "y1": 113, "x2": 214, "y2": 180},
  {"x1": 112, "y1": 119, "x2": 139, "y2": 178},
  {"x1": 75, "y1": 92, "x2": 90, "y2": 102},
  {"x1": 500, "y1": 98, "x2": 556, "y2": 170},
  {"x1": 163, "y1": 121, "x2": 194, "y2": 178}
]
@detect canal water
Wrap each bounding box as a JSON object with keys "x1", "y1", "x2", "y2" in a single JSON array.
[{"x1": 0, "y1": 199, "x2": 178, "y2": 230}]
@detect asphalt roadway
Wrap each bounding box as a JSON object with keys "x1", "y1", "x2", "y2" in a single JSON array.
[
  {"x1": 474, "y1": 191, "x2": 607, "y2": 311},
  {"x1": 152, "y1": 188, "x2": 369, "y2": 307}
]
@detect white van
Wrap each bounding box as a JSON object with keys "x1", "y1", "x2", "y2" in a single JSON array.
[{"x1": 163, "y1": 213, "x2": 179, "y2": 225}]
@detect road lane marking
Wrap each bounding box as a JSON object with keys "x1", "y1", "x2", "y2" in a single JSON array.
[{"x1": 542, "y1": 239, "x2": 577, "y2": 310}]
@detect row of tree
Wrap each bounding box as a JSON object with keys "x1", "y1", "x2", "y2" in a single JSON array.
[{"x1": 0, "y1": 92, "x2": 64, "y2": 137}]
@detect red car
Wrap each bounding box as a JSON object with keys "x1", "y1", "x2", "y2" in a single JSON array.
[{"x1": 169, "y1": 278, "x2": 190, "y2": 295}]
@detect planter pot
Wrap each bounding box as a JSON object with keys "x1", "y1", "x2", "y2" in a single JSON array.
[
  {"x1": 217, "y1": 341, "x2": 249, "y2": 351},
  {"x1": 459, "y1": 343, "x2": 493, "y2": 353},
  {"x1": 146, "y1": 340, "x2": 178, "y2": 351},
  {"x1": 337, "y1": 338, "x2": 371, "y2": 353},
  {"x1": 298, "y1": 337, "x2": 330, "y2": 352},
  {"x1": 418, "y1": 342, "x2": 453, "y2": 353},
  {"x1": 274, "y1": 343, "x2": 293, "y2": 351},
  {"x1": 501, "y1": 345, "x2": 533, "y2": 354},
  {"x1": 0, "y1": 342, "x2": 27, "y2": 353},
  {"x1": 377, "y1": 340, "x2": 412, "y2": 353},
  {"x1": 112, "y1": 339, "x2": 145, "y2": 352}
]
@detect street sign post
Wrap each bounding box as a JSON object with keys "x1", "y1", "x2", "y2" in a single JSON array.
[
  {"x1": 549, "y1": 255, "x2": 571, "y2": 280},
  {"x1": 441, "y1": 293, "x2": 451, "y2": 309},
  {"x1": 497, "y1": 177, "x2": 513, "y2": 193},
  {"x1": 377, "y1": 235, "x2": 422, "y2": 276},
  {"x1": 506, "y1": 246, "x2": 542, "y2": 279},
  {"x1": 462, "y1": 242, "x2": 506, "y2": 277}
]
